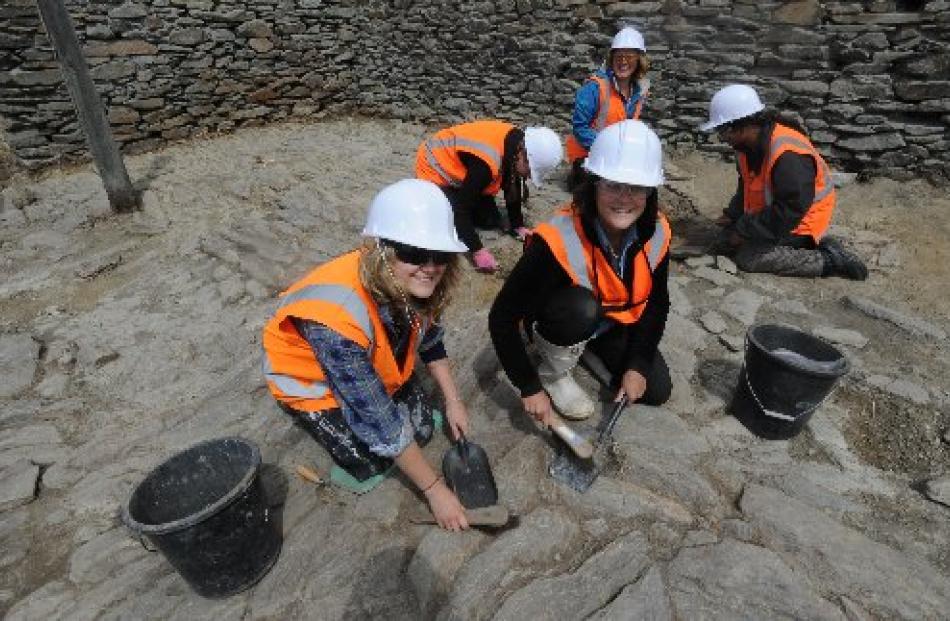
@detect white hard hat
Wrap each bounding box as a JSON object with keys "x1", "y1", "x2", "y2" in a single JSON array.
[
  {"x1": 524, "y1": 126, "x2": 563, "y2": 188},
  {"x1": 699, "y1": 84, "x2": 765, "y2": 131},
  {"x1": 361, "y1": 179, "x2": 467, "y2": 252},
  {"x1": 583, "y1": 119, "x2": 664, "y2": 187},
  {"x1": 611, "y1": 26, "x2": 645, "y2": 52}
]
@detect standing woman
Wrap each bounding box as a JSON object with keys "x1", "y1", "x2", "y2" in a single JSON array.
[
  {"x1": 262, "y1": 179, "x2": 472, "y2": 531},
  {"x1": 566, "y1": 26, "x2": 651, "y2": 189},
  {"x1": 416, "y1": 119, "x2": 562, "y2": 272},
  {"x1": 490, "y1": 120, "x2": 672, "y2": 425}
]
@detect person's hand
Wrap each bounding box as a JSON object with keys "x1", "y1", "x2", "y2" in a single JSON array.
[
  {"x1": 522, "y1": 391, "x2": 554, "y2": 428},
  {"x1": 445, "y1": 399, "x2": 469, "y2": 440},
  {"x1": 509, "y1": 226, "x2": 531, "y2": 241},
  {"x1": 617, "y1": 369, "x2": 647, "y2": 403},
  {"x1": 426, "y1": 482, "x2": 469, "y2": 531}
]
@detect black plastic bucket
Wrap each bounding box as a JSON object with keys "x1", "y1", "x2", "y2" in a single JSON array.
[
  {"x1": 731, "y1": 324, "x2": 850, "y2": 440},
  {"x1": 122, "y1": 437, "x2": 281, "y2": 598}
]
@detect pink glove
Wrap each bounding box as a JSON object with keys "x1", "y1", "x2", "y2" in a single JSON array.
[
  {"x1": 513, "y1": 226, "x2": 531, "y2": 241},
  {"x1": 472, "y1": 248, "x2": 499, "y2": 272}
]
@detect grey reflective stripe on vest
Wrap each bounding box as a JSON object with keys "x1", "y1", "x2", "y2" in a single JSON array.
[
  {"x1": 424, "y1": 140, "x2": 462, "y2": 187},
  {"x1": 549, "y1": 214, "x2": 592, "y2": 288},
  {"x1": 645, "y1": 221, "x2": 669, "y2": 271},
  {"x1": 262, "y1": 355, "x2": 329, "y2": 399},
  {"x1": 764, "y1": 136, "x2": 835, "y2": 207},
  {"x1": 265, "y1": 283, "x2": 375, "y2": 400},
  {"x1": 425, "y1": 135, "x2": 503, "y2": 184},
  {"x1": 594, "y1": 77, "x2": 610, "y2": 130}
]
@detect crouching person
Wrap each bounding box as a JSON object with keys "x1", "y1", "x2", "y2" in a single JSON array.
[
  {"x1": 489, "y1": 120, "x2": 673, "y2": 428},
  {"x1": 262, "y1": 179, "x2": 472, "y2": 531},
  {"x1": 700, "y1": 84, "x2": 868, "y2": 280}
]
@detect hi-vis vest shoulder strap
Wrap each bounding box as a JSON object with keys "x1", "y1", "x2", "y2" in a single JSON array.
[
  {"x1": 261, "y1": 250, "x2": 430, "y2": 412},
  {"x1": 415, "y1": 120, "x2": 513, "y2": 196},
  {"x1": 566, "y1": 75, "x2": 648, "y2": 163},
  {"x1": 533, "y1": 207, "x2": 671, "y2": 324},
  {"x1": 737, "y1": 124, "x2": 836, "y2": 243}
]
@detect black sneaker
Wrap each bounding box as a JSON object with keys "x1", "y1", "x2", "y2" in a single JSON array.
[{"x1": 819, "y1": 237, "x2": 869, "y2": 281}]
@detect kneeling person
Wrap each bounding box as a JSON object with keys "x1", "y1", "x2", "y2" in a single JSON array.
[
  {"x1": 490, "y1": 120, "x2": 673, "y2": 427},
  {"x1": 700, "y1": 84, "x2": 868, "y2": 280},
  {"x1": 262, "y1": 179, "x2": 472, "y2": 531}
]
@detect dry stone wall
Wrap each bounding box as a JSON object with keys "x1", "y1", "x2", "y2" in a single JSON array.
[{"x1": 1, "y1": 0, "x2": 948, "y2": 181}]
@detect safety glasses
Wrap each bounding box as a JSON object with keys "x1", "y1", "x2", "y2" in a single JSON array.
[
  {"x1": 596, "y1": 179, "x2": 651, "y2": 199},
  {"x1": 384, "y1": 240, "x2": 452, "y2": 266}
]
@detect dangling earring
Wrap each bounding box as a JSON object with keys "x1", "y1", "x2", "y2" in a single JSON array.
[{"x1": 383, "y1": 252, "x2": 421, "y2": 333}]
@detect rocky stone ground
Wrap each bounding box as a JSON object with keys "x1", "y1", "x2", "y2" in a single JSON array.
[{"x1": 1, "y1": 119, "x2": 948, "y2": 619}]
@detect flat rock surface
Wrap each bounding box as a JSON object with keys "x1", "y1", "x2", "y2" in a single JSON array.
[{"x1": 1, "y1": 121, "x2": 949, "y2": 619}]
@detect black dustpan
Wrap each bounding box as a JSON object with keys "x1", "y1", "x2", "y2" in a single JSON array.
[{"x1": 442, "y1": 435, "x2": 498, "y2": 509}]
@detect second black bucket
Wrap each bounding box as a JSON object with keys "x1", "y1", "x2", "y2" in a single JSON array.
[
  {"x1": 731, "y1": 324, "x2": 850, "y2": 440},
  {"x1": 122, "y1": 436, "x2": 281, "y2": 598}
]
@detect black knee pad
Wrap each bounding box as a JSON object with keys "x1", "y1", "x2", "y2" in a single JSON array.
[{"x1": 536, "y1": 285, "x2": 602, "y2": 346}]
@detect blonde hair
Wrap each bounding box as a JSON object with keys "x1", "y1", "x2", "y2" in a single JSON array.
[
  {"x1": 357, "y1": 239, "x2": 461, "y2": 321},
  {"x1": 609, "y1": 50, "x2": 651, "y2": 81}
]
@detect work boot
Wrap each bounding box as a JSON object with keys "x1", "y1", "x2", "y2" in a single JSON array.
[
  {"x1": 819, "y1": 237, "x2": 868, "y2": 281},
  {"x1": 533, "y1": 328, "x2": 596, "y2": 420},
  {"x1": 472, "y1": 248, "x2": 498, "y2": 273}
]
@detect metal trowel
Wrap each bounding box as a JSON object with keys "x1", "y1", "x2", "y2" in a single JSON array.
[
  {"x1": 442, "y1": 435, "x2": 498, "y2": 509},
  {"x1": 549, "y1": 396, "x2": 629, "y2": 493}
]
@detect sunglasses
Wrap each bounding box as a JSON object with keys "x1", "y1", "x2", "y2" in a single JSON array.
[
  {"x1": 596, "y1": 179, "x2": 651, "y2": 199},
  {"x1": 384, "y1": 240, "x2": 452, "y2": 266},
  {"x1": 612, "y1": 51, "x2": 640, "y2": 63}
]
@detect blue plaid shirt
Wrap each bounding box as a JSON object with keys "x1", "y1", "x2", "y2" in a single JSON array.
[{"x1": 293, "y1": 305, "x2": 445, "y2": 457}]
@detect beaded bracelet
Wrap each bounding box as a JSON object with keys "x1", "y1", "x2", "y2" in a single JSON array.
[{"x1": 422, "y1": 475, "x2": 443, "y2": 495}]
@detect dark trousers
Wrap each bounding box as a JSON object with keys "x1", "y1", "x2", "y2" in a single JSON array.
[
  {"x1": 285, "y1": 377, "x2": 439, "y2": 482},
  {"x1": 586, "y1": 324, "x2": 673, "y2": 406},
  {"x1": 440, "y1": 187, "x2": 502, "y2": 252}
]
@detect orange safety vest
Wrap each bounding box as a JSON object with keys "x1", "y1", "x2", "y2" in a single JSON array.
[
  {"x1": 261, "y1": 250, "x2": 429, "y2": 412},
  {"x1": 533, "y1": 207, "x2": 671, "y2": 324},
  {"x1": 737, "y1": 124, "x2": 835, "y2": 243},
  {"x1": 565, "y1": 75, "x2": 647, "y2": 164},
  {"x1": 415, "y1": 120, "x2": 513, "y2": 196}
]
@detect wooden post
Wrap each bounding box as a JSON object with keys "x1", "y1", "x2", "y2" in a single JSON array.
[{"x1": 35, "y1": 0, "x2": 139, "y2": 212}]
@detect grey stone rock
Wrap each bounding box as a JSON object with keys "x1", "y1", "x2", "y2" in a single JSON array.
[
  {"x1": 668, "y1": 539, "x2": 844, "y2": 619},
  {"x1": 719, "y1": 333, "x2": 744, "y2": 352},
  {"x1": 407, "y1": 528, "x2": 489, "y2": 618},
  {"x1": 682, "y1": 529, "x2": 719, "y2": 547},
  {"x1": 741, "y1": 484, "x2": 950, "y2": 619},
  {"x1": 0, "y1": 460, "x2": 39, "y2": 511},
  {"x1": 4, "y1": 581, "x2": 77, "y2": 621},
  {"x1": 694, "y1": 265, "x2": 741, "y2": 287},
  {"x1": 814, "y1": 326, "x2": 869, "y2": 349},
  {"x1": 568, "y1": 476, "x2": 693, "y2": 525},
  {"x1": 699, "y1": 311, "x2": 728, "y2": 334},
  {"x1": 440, "y1": 508, "x2": 581, "y2": 618},
  {"x1": 493, "y1": 530, "x2": 651, "y2": 620},
  {"x1": 588, "y1": 565, "x2": 672, "y2": 621},
  {"x1": 719, "y1": 518, "x2": 757, "y2": 542},
  {"x1": 922, "y1": 476, "x2": 950, "y2": 508},
  {"x1": 0, "y1": 509, "x2": 30, "y2": 569},
  {"x1": 721, "y1": 289, "x2": 764, "y2": 326},
  {"x1": 0, "y1": 334, "x2": 40, "y2": 397},
  {"x1": 864, "y1": 374, "x2": 931, "y2": 405},
  {"x1": 684, "y1": 255, "x2": 714, "y2": 269},
  {"x1": 35, "y1": 371, "x2": 70, "y2": 399},
  {"x1": 837, "y1": 132, "x2": 906, "y2": 152},
  {"x1": 715, "y1": 255, "x2": 738, "y2": 274},
  {"x1": 68, "y1": 527, "x2": 146, "y2": 586},
  {"x1": 843, "y1": 295, "x2": 947, "y2": 340}
]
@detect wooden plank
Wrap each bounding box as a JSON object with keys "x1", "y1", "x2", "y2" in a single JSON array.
[{"x1": 35, "y1": 0, "x2": 139, "y2": 212}]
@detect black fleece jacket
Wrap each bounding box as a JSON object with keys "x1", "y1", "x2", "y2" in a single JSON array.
[{"x1": 489, "y1": 221, "x2": 670, "y2": 397}]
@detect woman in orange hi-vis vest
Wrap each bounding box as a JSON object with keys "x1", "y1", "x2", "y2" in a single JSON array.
[
  {"x1": 415, "y1": 120, "x2": 562, "y2": 273},
  {"x1": 262, "y1": 179, "x2": 473, "y2": 531},
  {"x1": 566, "y1": 26, "x2": 651, "y2": 190},
  {"x1": 700, "y1": 84, "x2": 868, "y2": 280},
  {"x1": 490, "y1": 121, "x2": 672, "y2": 427}
]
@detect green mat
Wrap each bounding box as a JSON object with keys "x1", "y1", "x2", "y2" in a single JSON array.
[{"x1": 329, "y1": 411, "x2": 444, "y2": 494}]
